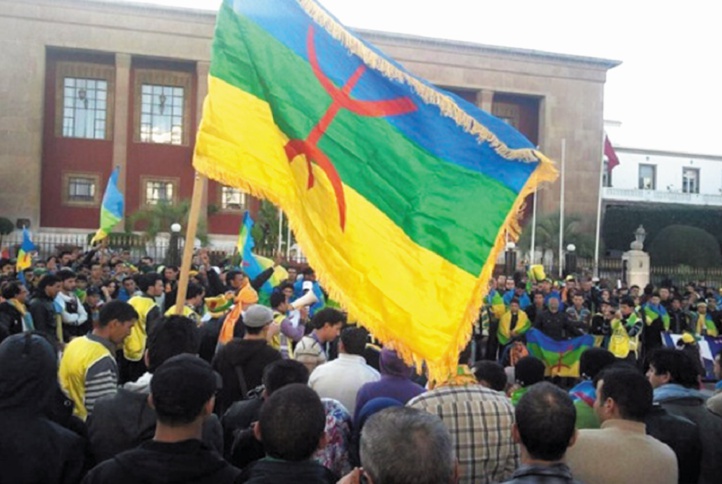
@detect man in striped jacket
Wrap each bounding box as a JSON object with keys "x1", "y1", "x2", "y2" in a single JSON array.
[{"x1": 59, "y1": 300, "x2": 138, "y2": 420}]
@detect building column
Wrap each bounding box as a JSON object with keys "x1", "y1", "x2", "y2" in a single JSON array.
[
  {"x1": 112, "y1": 53, "x2": 131, "y2": 231},
  {"x1": 476, "y1": 89, "x2": 494, "y2": 113},
  {"x1": 196, "y1": 61, "x2": 210, "y2": 221}
]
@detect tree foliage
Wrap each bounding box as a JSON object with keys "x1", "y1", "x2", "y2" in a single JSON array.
[
  {"x1": 648, "y1": 225, "x2": 722, "y2": 268},
  {"x1": 126, "y1": 200, "x2": 209, "y2": 245},
  {"x1": 517, "y1": 213, "x2": 597, "y2": 261}
]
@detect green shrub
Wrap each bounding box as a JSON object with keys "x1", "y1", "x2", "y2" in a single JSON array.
[{"x1": 648, "y1": 225, "x2": 722, "y2": 267}]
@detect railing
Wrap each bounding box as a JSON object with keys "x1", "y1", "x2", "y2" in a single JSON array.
[
  {"x1": 651, "y1": 265, "x2": 722, "y2": 289},
  {"x1": 602, "y1": 187, "x2": 722, "y2": 206}
]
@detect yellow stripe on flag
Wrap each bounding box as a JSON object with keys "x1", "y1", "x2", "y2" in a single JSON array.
[{"x1": 195, "y1": 76, "x2": 480, "y2": 371}]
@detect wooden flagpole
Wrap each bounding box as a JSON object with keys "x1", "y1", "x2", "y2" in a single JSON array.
[{"x1": 175, "y1": 173, "x2": 206, "y2": 314}]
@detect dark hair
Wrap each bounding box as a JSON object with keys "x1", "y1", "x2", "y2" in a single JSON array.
[
  {"x1": 270, "y1": 291, "x2": 287, "y2": 309},
  {"x1": 596, "y1": 366, "x2": 652, "y2": 421},
  {"x1": 648, "y1": 348, "x2": 700, "y2": 388},
  {"x1": 515, "y1": 356, "x2": 546, "y2": 387},
  {"x1": 580, "y1": 347, "x2": 616, "y2": 380},
  {"x1": 58, "y1": 250, "x2": 72, "y2": 259},
  {"x1": 361, "y1": 407, "x2": 454, "y2": 484},
  {"x1": 458, "y1": 344, "x2": 473, "y2": 365},
  {"x1": 226, "y1": 270, "x2": 243, "y2": 284},
  {"x1": 311, "y1": 308, "x2": 346, "y2": 330},
  {"x1": 259, "y1": 384, "x2": 325, "y2": 461},
  {"x1": 138, "y1": 272, "x2": 162, "y2": 293},
  {"x1": 98, "y1": 300, "x2": 138, "y2": 328},
  {"x1": 510, "y1": 297, "x2": 520, "y2": 306},
  {"x1": 340, "y1": 326, "x2": 368, "y2": 356},
  {"x1": 620, "y1": 296, "x2": 635, "y2": 308},
  {"x1": 1, "y1": 282, "x2": 23, "y2": 300},
  {"x1": 278, "y1": 282, "x2": 294, "y2": 292},
  {"x1": 301, "y1": 267, "x2": 315, "y2": 276},
  {"x1": 473, "y1": 361, "x2": 507, "y2": 391},
  {"x1": 186, "y1": 282, "x2": 204, "y2": 300},
  {"x1": 37, "y1": 274, "x2": 61, "y2": 292},
  {"x1": 263, "y1": 359, "x2": 310, "y2": 395},
  {"x1": 146, "y1": 316, "x2": 200, "y2": 373},
  {"x1": 0, "y1": 259, "x2": 12, "y2": 270},
  {"x1": 515, "y1": 382, "x2": 576, "y2": 461},
  {"x1": 56, "y1": 269, "x2": 76, "y2": 282}
]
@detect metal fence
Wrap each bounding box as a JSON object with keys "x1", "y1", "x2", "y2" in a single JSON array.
[{"x1": 651, "y1": 266, "x2": 722, "y2": 289}]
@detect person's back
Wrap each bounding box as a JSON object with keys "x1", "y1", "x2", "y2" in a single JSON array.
[
  {"x1": 565, "y1": 367, "x2": 677, "y2": 484},
  {"x1": 83, "y1": 354, "x2": 240, "y2": 484},
  {"x1": 645, "y1": 404, "x2": 702, "y2": 484},
  {"x1": 408, "y1": 359, "x2": 518, "y2": 484},
  {"x1": 648, "y1": 348, "x2": 722, "y2": 484},
  {"x1": 88, "y1": 316, "x2": 222, "y2": 462},
  {"x1": 308, "y1": 327, "x2": 380, "y2": 415},
  {"x1": 0, "y1": 333, "x2": 85, "y2": 483},
  {"x1": 238, "y1": 384, "x2": 337, "y2": 484}
]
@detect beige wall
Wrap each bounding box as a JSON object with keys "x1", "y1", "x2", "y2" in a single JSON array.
[{"x1": 0, "y1": 0, "x2": 617, "y2": 232}]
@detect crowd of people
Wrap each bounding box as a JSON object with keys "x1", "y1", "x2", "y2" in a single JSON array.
[{"x1": 1, "y1": 245, "x2": 722, "y2": 483}]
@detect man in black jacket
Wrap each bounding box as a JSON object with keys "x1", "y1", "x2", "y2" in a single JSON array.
[
  {"x1": 28, "y1": 274, "x2": 63, "y2": 349},
  {"x1": 88, "y1": 315, "x2": 223, "y2": 463},
  {"x1": 0, "y1": 282, "x2": 31, "y2": 342},
  {"x1": 213, "y1": 305, "x2": 281, "y2": 415},
  {"x1": 534, "y1": 296, "x2": 583, "y2": 341},
  {"x1": 83, "y1": 354, "x2": 240, "y2": 484}
]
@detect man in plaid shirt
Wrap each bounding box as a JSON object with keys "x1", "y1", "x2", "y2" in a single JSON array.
[{"x1": 408, "y1": 349, "x2": 519, "y2": 483}]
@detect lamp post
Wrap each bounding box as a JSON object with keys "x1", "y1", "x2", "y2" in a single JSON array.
[
  {"x1": 504, "y1": 241, "x2": 517, "y2": 276},
  {"x1": 565, "y1": 243, "x2": 577, "y2": 276},
  {"x1": 168, "y1": 223, "x2": 182, "y2": 267}
]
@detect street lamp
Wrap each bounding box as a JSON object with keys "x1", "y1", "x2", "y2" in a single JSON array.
[
  {"x1": 565, "y1": 243, "x2": 577, "y2": 276},
  {"x1": 504, "y1": 241, "x2": 517, "y2": 276},
  {"x1": 167, "y1": 223, "x2": 182, "y2": 266}
]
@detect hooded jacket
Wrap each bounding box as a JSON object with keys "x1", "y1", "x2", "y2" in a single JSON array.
[
  {"x1": 29, "y1": 291, "x2": 60, "y2": 347},
  {"x1": 0, "y1": 333, "x2": 85, "y2": 483},
  {"x1": 88, "y1": 371, "x2": 223, "y2": 463},
  {"x1": 82, "y1": 439, "x2": 240, "y2": 484},
  {"x1": 654, "y1": 383, "x2": 722, "y2": 484},
  {"x1": 212, "y1": 338, "x2": 281, "y2": 415}
]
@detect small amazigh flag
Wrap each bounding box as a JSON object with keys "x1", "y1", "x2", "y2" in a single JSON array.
[
  {"x1": 237, "y1": 211, "x2": 288, "y2": 294},
  {"x1": 193, "y1": 0, "x2": 557, "y2": 379},
  {"x1": 91, "y1": 167, "x2": 124, "y2": 245},
  {"x1": 526, "y1": 329, "x2": 595, "y2": 378},
  {"x1": 16, "y1": 227, "x2": 37, "y2": 272}
]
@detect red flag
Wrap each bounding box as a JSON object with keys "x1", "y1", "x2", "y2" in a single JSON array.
[
  {"x1": 604, "y1": 135, "x2": 620, "y2": 171},
  {"x1": 0, "y1": 247, "x2": 9, "y2": 260}
]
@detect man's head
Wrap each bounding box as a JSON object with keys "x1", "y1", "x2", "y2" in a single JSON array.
[
  {"x1": 548, "y1": 296, "x2": 560, "y2": 313},
  {"x1": 57, "y1": 269, "x2": 77, "y2": 293},
  {"x1": 505, "y1": 278, "x2": 515, "y2": 291},
  {"x1": 0, "y1": 259, "x2": 13, "y2": 276},
  {"x1": 312, "y1": 308, "x2": 346, "y2": 343},
  {"x1": 629, "y1": 285, "x2": 640, "y2": 296},
  {"x1": 0, "y1": 333, "x2": 58, "y2": 410},
  {"x1": 514, "y1": 281, "x2": 526, "y2": 296},
  {"x1": 361, "y1": 407, "x2": 456, "y2": 484},
  {"x1": 243, "y1": 304, "x2": 274, "y2": 336},
  {"x1": 145, "y1": 315, "x2": 200, "y2": 373},
  {"x1": 671, "y1": 296, "x2": 682, "y2": 311},
  {"x1": 286, "y1": 267, "x2": 297, "y2": 282},
  {"x1": 594, "y1": 366, "x2": 652, "y2": 423},
  {"x1": 509, "y1": 299, "x2": 520, "y2": 314},
  {"x1": 262, "y1": 359, "x2": 310, "y2": 397},
  {"x1": 339, "y1": 326, "x2": 369, "y2": 356},
  {"x1": 122, "y1": 276, "x2": 136, "y2": 295},
  {"x1": 96, "y1": 300, "x2": 138, "y2": 345},
  {"x1": 226, "y1": 270, "x2": 246, "y2": 290},
  {"x1": 256, "y1": 384, "x2": 326, "y2": 461},
  {"x1": 697, "y1": 302, "x2": 707, "y2": 314},
  {"x1": 301, "y1": 267, "x2": 316, "y2": 282},
  {"x1": 150, "y1": 354, "x2": 218, "y2": 427},
  {"x1": 532, "y1": 291, "x2": 545, "y2": 308},
  {"x1": 659, "y1": 287, "x2": 670, "y2": 301},
  {"x1": 139, "y1": 272, "x2": 164, "y2": 297},
  {"x1": 579, "y1": 347, "x2": 616, "y2": 380},
  {"x1": 185, "y1": 282, "x2": 205, "y2": 307},
  {"x1": 38, "y1": 274, "x2": 62, "y2": 299},
  {"x1": 514, "y1": 356, "x2": 546, "y2": 387},
  {"x1": 59, "y1": 251, "x2": 73, "y2": 267},
  {"x1": 270, "y1": 291, "x2": 290, "y2": 313},
  {"x1": 514, "y1": 382, "x2": 577, "y2": 463},
  {"x1": 620, "y1": 296, "x2": 635, "y2": 316},
  {"x1": 572, "y1": 294, "x2": 584, "y2": 309},
  {"x1": 646, "y1": 348, "x2": 700, "y2": 389},
  {"x1": 163, "y1": 266, "x2": 179, "y2": 282},
  {"x1": 2, "y1": 282, "x2": 28, "y2": 304},
  {"x1": 473, "y1": 360, "x2": 507, "y2": 392}
]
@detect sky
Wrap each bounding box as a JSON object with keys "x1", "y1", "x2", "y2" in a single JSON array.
[{"x1": 122, "y1": 0, "x2": 721, "y2": 155}]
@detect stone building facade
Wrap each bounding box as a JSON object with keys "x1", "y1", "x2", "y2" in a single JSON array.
[{"x1": 0, "y1": 0, "x2": 619, "y2": 237}]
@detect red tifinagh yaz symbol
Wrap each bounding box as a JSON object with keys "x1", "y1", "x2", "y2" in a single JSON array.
[
  {"x1": 552, "y1": 345, "x2": 574, "y2": 374},
  {"x1": 284, "y1": 26, "x2": 417, "y2": 231}
]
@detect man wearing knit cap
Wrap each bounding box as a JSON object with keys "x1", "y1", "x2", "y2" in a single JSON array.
[
  {"x1": 213, "y1": 304, "x2": 281, "y2": 415},
  {"x1": 354, "y1": 348, "x2": 425, "y2": 422}
]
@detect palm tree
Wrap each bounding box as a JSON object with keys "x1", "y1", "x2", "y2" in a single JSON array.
[
  {"x1": 517, "y1": 213, "x2": 595, "y2": 265},
  {"x1": 126, "y1": 200, "x2": 209, "y2": 245}
]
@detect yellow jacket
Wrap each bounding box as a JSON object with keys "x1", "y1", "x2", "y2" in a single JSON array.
[{"x1": 124, "y1": 295, "x2": 158, "y2": 361}]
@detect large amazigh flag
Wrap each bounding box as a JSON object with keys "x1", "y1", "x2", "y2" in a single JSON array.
[
  {"x1": 90, "y1": 167, "x2": 124, "y2": 245},
  {"x1": 526, "y1": 329, "x2": 595, "y2": 378},
  {"x1": 194, "y1": 0, "x2": 557, "y2": 379}
]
